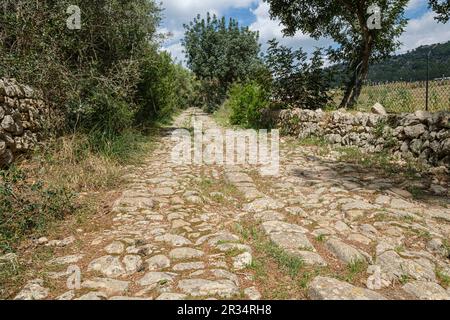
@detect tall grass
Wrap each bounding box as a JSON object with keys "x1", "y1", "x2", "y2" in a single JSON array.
[
  {"x1": 0, "y1": 128, "x2": 157, "y2": 253},
  {"x1": 332, "y1": 80, "x2": 450, "y2": 112}
]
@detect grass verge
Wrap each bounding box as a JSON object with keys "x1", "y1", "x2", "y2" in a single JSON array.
[{"x1": 0, "y1": 127, "x2": 158, "y2": 298}]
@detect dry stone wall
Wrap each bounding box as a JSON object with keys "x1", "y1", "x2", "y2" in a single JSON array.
[
  {"x1": 274, "y1": 108, "x2": 450, "y2": 167},
  {"x1": 0, "y1": 78, "x2": 54, "y2": 167}
]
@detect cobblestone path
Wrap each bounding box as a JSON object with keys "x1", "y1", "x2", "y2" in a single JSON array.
[{"x1": 14, "y1": 108, "x2": 450, "y2": 300}]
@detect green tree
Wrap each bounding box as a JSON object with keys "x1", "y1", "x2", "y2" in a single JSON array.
[
  {"x1": 227, "y1": 82, "x2": 269, "y2": 129},
  {"x1": 0, "y1": 0, "x2": 162, "y2": 133},
  {"x1": 182, "y1": 13, "x2": 261, "y2": 111},
  {"x1": 264, "y1": 39, "x2": 332, "y2": 109},
  {"x1": 264, "y1": 0, "x2": 409, "y2": 108},
  {"x1": 136, "y1": 50, "x2": 197, "y2": 123},
  {"x1": 429, "y1": 0, "x2": 450, "y2": 22}
]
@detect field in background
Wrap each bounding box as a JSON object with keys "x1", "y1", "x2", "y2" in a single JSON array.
[{"x1": 332, "y1": 80, "x2": 450, "y2": 113}]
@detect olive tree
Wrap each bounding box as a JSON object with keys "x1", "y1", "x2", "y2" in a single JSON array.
[{"x1": 264, "y1": 0, "x2": 409, "y2": 108}]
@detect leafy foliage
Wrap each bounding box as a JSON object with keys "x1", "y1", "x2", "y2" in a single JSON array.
[
  {"x1": 227, "y1": 82, "x2": 269, "y2": 129},
  {"x1": 0, "y1": 168, "x2": 76, "y2": 252},
  {"x1": 330, "y1": 41, "x2": 450, "y2": 84},
  {"x1": 264, "y1": 0, "x2": 409, "y2": 108},
  {"x1": 429, "y1": 0, "x2": 450, "y2": 23},
  {"x1": 136, "y1": 51, "x2": 199, "y2": 124},
  {"x1": 264, "y1": 39, "x2": 332, "y2": 109},
  {"x1": 0, "y1": 0, "x2": 195, "y2": 137},
  {"x1": 182, "y1": 13, "x2": 261, "y2": 111}
]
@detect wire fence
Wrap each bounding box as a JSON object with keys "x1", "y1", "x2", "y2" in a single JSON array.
[{"x1": 352, "y1": 79, "x2": 450, "y2": 113}]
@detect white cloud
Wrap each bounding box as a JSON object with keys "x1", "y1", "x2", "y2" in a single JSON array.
[
  {"x1": 399, "y1": 11, "x2": 450, "y2": 53},
  {"x1": 249, "y1": 1, "x2": 333, "y2": 54},
  {"x1": 161, "y1": 42, "x2": 185, "y2": 64},
  {"x1": 160, "y1": 0, "x2": 258, "y2": 63},
  {"x1": 159, "y1": 0, "x2": 450, "y2": 64}
]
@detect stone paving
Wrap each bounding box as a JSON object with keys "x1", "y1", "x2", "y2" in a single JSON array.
[{"x1": 13, "y1": 108, "x2": 450, "y2": 300}]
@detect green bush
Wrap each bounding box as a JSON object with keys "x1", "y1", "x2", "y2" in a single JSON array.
[
  {"x1": 264, "y1": 39, "x2": 332, "y2": 109},
  {"x1": 227, "y1": 82, "x2": 269, "y2": 129},
  {"x1": 0, "y1": 168, "x2": 76, "y2": 252},
  {"x1": 182, "y1": 13, "x2": 262, "y2": 111},
  {"x1": 136, "y1": 51, "x2": 198, "y2": 123}
]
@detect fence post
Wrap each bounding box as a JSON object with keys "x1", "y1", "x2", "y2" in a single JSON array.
[{"x1": 426, "y1": 50, "x2": 430, "y2": 111}]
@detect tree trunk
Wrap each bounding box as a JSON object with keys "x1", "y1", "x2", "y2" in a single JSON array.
[
  {"x1": 339, "y1": 75, "x2": 354, "y2": 108},
  {"x1": 340, "y1": 5, "x2": 373, "y2": 109},
  {"x1": 340, "y1": 41, "x2": 372, "y2": 108},
  {"x1": 347, "y1": 62, "x2": 369, "y2": 108}
]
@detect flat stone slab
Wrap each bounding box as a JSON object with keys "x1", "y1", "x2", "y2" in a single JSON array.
[
  {"x1": 138, "y1": 272, "x2": 176, "y2": 286},
  {"x1": 430, "y1": 209, "x2": 450, "y2": 222},
  {"x1": 47, "y1": 254, "x2": 84, "y2": 265},
  {"x1": 215, "y1": 243, "x2": 252, "y2": 253},
  {"x1": 377, "y1": 251, "x2": 436, "y2": 282},
  {"x1": 244, "y1": 287, "x2": 262, "y2": 300},
  {"x1": 146, "y1": 255, "x2": 171, "y2": 270},
  {"x1": 178, "y1": 279, "x2": 239, "y2": 298},
  {"x1": 155, "y1": 234, "x2": 192, "y2": 247},
  {"x1": 82, "y1": 278, "x2": 129, "y2": 295},
  {"x1": 254, "y1": 211, "x2": 285, "y2": 221},
  {"x1": 232, "y1": 252, "x2": 252, "y2": 270},
  {"x1": 243, "y1": 197, "x2": 284, "y2": 213},
  {"x1": 88, "y1": 255, "x2": 125, "y2": 278},
  {"x1": 14, "y1": 279, "x2": 49, "y2": 300},
  {"x1": 156, "y1": 293, "x2": 188, "y2": 300},
  {"x1": 308, "y1": 276, "x2": 386, "y2": 300},
  {"x1": 341, "y1": 200, "x2": 376, "y2": 211},
  {"x1": 104, "y1": 241, "x2": 125, "y2": 255},
  {"x1": 46, "y1": 236, "x2": 76, "y2": 247},
  {"x1": 113, "y1": 197, "x2": 153, "y2": 210},
  {"x1": 76, "y1": 292, "x2": 108, "y2": 300},
  {"x1": 123, "y1": 255, "x2": 143, "y2": 274},
  {"x1": 269, "y1": 232, "x2": 315, "y2": 252},
  {"x1": 262, "y1": 221, "x2": 308, "y2": 234},
  {"x1": 289, "y1": 250, "x2": 327, "y2": 266},
  {"x1": 109, "y1": 296, "x2": 151, "y2": 300},
  {"x1": 325, "y1": 238, "x2": 367, "y2": 264},
  {"x1": 402, "y1": 281, "x2": 449, "y2": 300},
  {"x1": 173, "y1": 262, "x2": 205, "y2": 271},
  {"x1": 152, "y1": 187, "x2": 175, "y2": 196},
  {"x1": 169, "y1": 248, "x2": 204, "y2": 260}
]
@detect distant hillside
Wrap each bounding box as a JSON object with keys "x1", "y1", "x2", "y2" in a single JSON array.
[{"x1": 330, "y1": 41, "x2": 450, "y2": 84}]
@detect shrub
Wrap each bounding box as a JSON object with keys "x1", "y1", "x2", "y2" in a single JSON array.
[
  {"x1": 0, "y1": 0, "x2": 163, "y2": 132},
  {"x1": 264, "y1": 39, "x2": 332, "y2": 109},
  {"x1": 0, "y1": 168, "x2": 76, "y2": 252},
  {"x1": 227, "y1": 82, "x2": 269, "y2": 129},
  {"x1": 182, "y1": 13, "x2": 262, "y2": 111},
  {"x1": 136, "y1": 51, "x2": 198, "y2": 123}
]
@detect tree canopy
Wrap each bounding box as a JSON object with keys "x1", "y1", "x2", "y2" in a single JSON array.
[
  {"x1": 182, "y1": 13, "x2": 261, "y2": 110},
  {"x1": 264, "y1": 0, "x2": 409, "y2": 108},
  {"x1": 429, "y1": 0, "x2": 450, "y2": 22}
]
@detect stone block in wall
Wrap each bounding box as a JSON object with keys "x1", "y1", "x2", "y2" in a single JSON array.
[
  {"x1": 272, "y1": 107, "x2": 450, "y2": 168},
  {"x1": 1, "y1": 78, "x2": 54, "y2": 168}
]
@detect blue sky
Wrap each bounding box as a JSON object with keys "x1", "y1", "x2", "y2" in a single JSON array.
[{"x1": 159, "y1": 0, "x2": 450, "y2": 64}]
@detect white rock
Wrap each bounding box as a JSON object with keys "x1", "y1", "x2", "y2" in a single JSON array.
[
  {"x1": 82, "y1": 278, "x2": 129, "y2": 295},
  {"x1": 402, "y1": 281, "x2": 449, "y2": 300},
  {"x1": 104, "y1": 241, "x2": 125, "y2": 255},
  {"x1": 138, "y1": 272, "x2": 176, "y2": 286},
  {"x1": 146, "y1": 255, "x2": 171, "y2": 270},
  {"x1": 169, "y1": 248, "x2": 204, "y2": 260},
  {"x1": 309, "y1": 276, "x2": 386, "y2": 300},
  {"x1": 232, "y1": 252, "x2": 252, "y2": 270},
  {"x1": 178, "y1": 279, "x2": 239, "y2": 298},
  {"x1": 371, "y1": 103, "x2": 387, "y2": 116},
  {"x1": 14, "y1": 279, "x2": 49, "y2": 300}
]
